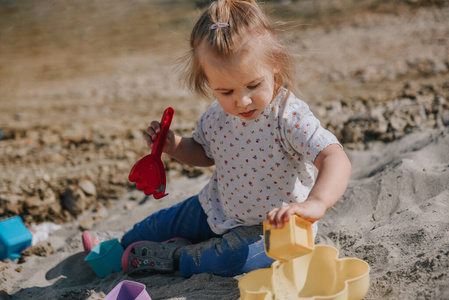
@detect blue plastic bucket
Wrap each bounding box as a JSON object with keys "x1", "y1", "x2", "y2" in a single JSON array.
[
  {"x1": 0, "y1": 216, "x2": 32, "y2": 260},
  {"x1": 84, "y1": 238, "x2": 124, "y2": 278}
]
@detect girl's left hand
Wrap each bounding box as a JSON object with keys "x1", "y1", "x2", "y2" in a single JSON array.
[{"x1": 266, "y1": 198, "x2": 327, "y2": 228}]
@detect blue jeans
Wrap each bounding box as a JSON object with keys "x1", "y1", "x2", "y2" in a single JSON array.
[{"x1": 122, "y1": 195, "x2": 274, "y2": 277}]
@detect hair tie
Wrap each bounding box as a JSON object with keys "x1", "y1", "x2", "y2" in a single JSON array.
[{"x1": 211, "y1": 22, "x2": 229, "y2": 30}]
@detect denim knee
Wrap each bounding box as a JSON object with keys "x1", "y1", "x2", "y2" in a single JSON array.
[{"x1": 179, "y1": 226, "x2": 274, "y2": 277}]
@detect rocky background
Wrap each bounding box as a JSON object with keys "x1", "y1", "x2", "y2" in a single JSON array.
[{"x1": 0, "y1": 0, "x2": 448, "y2": 228}]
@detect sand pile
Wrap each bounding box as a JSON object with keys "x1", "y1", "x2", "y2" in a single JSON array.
[{"x1": 0, "y1": 128, "x2": 448, "y2": 299}]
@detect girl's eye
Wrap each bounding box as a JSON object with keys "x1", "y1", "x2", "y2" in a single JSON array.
[
  {"x1": 222, "y1": 90, "x2": 233, "y2": 96},
  {"x1": 248, "y1": 83, "x2": 261, "y2": 89}
]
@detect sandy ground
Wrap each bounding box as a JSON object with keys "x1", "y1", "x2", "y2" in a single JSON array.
[
  {"x1": 2, "y1": 129, "x2": 449, "y2": 300},
  {"x1": 1, "y1": 0, "x2": 449, "y2": 299}
]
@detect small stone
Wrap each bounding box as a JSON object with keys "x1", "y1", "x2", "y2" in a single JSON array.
[
  {"x1": 389, "y1": 114, "x2": 408, "y2": 132},
  {"x1": 78, "y1": 218, "x2": 94, "y2": 231},
  {"x1": 21, "y1": 242, "x2": 54, "y2": 257},
  {"x1": 79, "y1": 179, "x2": 96, "y2": 196},
  {"x1": 0, "y1": 262, "x2": 9, "y2": 272},
  {"x1": 62, "y1": 186, "x2": 86, "y2": 216}
]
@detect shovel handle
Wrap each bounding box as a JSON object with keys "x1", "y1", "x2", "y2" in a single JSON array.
[{"x1": 151, "y1": 107, "x2": 175, "y2": 157}]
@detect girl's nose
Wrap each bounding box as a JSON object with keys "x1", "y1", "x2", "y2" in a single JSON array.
[{"x1": 236, "y1": 93, "x2": 252, "y2": 108}]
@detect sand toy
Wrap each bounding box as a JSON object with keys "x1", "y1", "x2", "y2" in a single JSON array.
[
  {"x1": 129, "y1": 107, "x2": 174, "y2": 199},
  {"x1": 104, "y1": 280, "x2": 152, "y2": 300},
  {"x1": 239, "y1": 216, "x2": 370, "y2": 300},
  {"x1": 84, "y1": 238, "x2": 124, "y2": 278},
  {"x1": 264, "y1": 215, "x2": 315, "y2": 262},
  {"x1": 0, "y1": 216, "x2": 32, "y2": 260}
]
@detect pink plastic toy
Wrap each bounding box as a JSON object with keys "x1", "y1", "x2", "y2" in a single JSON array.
[{"x1": 129, "y1": 107, "x2": 174, "y2": 199}]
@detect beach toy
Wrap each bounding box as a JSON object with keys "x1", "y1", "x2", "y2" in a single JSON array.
[
  {"x1": 264, "y1": 215, "x2": 315, "y2": 262},
  {"x1": 129, "y1": 107, "x2": 174, "y2": 199},
  {"x1": 239, "y1": 216, "x2": 370, "y2": 300},
  {"x1": 0, "y1": 216, "x2": 32, "y2": 260},
  {"x1": 104, "y1": 280, "x2": 152, "y2": 300},
  {"x1": 239, "y1": 245, "x2": 370, "y2": 300},
  {"x1": 84, "y1": 238, "x2": 124, "y2": 278}
]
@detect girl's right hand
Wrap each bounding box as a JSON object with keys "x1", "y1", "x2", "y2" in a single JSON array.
[
  {"x1": 266, "y1": 198, "x2": 327, "y2": 229},
  {"x1": 144, "y1": 120, "x2": 176, "y2": 154}
]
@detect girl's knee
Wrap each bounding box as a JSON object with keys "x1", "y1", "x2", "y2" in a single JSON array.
[
  {"x1": 178, "y1": 227, "x2": 271, "y2": 277},
  {"x1": 179, "y1": 244, "x2": 249, "y2": 277}
]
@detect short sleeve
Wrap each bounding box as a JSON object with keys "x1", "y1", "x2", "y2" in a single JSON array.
[
  {"x1": 192, "y1": 110, "x2": 214, "y2": 159},
  {"x1": 280, "y1": 98, "x2": 341, "y2": 163}
]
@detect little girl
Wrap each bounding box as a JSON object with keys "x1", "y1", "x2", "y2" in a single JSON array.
[{"x1": 83, "y1": 0, "x2": 351, "y2": 277}]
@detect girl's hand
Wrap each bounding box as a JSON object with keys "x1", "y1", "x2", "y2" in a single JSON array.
[
  {"x1": 266, "y1": 197, "x2": 327, "y2": 228},
  {"x1": 144, "y1": 120, "x2": 176, "y2": 154},
  {"x1": 267, "y1": 144, "x2": 351, "y2": 228}
]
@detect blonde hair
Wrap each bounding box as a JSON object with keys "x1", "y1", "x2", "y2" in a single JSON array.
[{"x1": 180, "y1": 0, "x2": 294, "y2": 98}]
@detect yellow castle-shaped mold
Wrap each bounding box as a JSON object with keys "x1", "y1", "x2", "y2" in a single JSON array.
[{"x1": 239, "y1": 216, "x2": 370, "y2": 300}]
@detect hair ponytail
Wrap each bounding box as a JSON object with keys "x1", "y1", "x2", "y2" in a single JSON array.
[{"x1": 180, "y1": 0, "x2": 294, "y2": 98}]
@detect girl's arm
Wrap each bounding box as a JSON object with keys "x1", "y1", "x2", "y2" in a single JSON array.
[
  {"x1": 145, "y1": 121, "x2": 215, "y2": 167},
  {"x1": 267, "y1": 144, "x2": 351, "y2": 228},
  {"x1": 169, "y1": 135, "x2": 215, "y2": 167}
]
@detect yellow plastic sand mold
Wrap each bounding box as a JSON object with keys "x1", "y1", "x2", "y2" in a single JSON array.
[
  {"x1": 239, "y1": 245, "x2": 370, "y2": 300},
  {"x1": 240, "y1": 216, "x2": 370, "y2": 300},
  {"x1": 263, "y1": 215, "x2": 315, "y2": 262}
]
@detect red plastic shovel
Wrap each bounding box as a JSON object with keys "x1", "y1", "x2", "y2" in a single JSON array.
[{"x1": 128, "y1": 107, "x2": 174, "y2": 199}]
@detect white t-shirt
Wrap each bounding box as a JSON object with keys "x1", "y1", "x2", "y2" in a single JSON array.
[{"x1": 193, "y1": 89, "x2": 340, "y2": 234}]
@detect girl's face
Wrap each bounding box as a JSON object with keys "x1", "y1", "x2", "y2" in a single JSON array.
[{"x1": 199, "y1": 38, "x2": 278, "y2": 120}]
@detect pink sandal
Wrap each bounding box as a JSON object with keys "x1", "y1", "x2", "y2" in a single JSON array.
[{"x1": 82, "y1": 230, "x2": 122, "y2": 255}]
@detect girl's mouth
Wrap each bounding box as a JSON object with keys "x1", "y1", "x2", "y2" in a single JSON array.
[{"x1": 240, "y1": 110, "x2": 256, "y2": 119}]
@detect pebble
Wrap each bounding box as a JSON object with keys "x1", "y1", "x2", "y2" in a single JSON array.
[
  {"x1": 20, "y1": 242, "x2": 55, "y2": 258},
  {"x1": 62, "y1": 187, "x2": 86, "y2": 217},
  {"x1": 78, "y1": 218, "x2": 94, "y2": 231},
  {"x1": 79, "y1": 180, "x2": 96, "y2": 196}
]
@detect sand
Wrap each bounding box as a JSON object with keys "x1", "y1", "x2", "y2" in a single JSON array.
[{"x1": 1, "y1": 128, "x2": 447, "y2": 299}]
